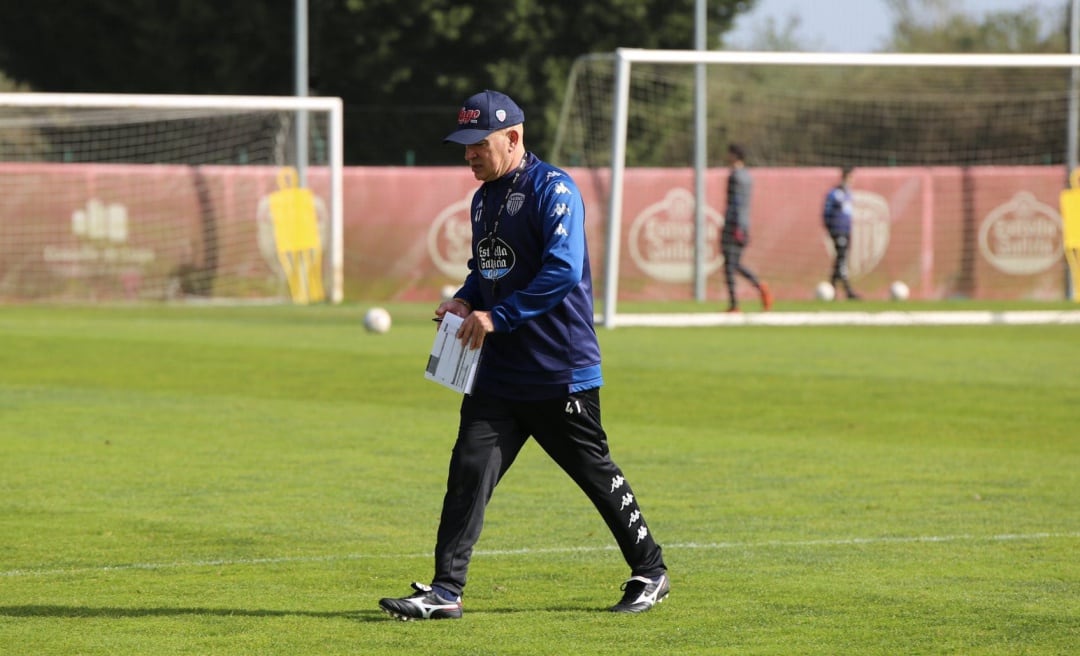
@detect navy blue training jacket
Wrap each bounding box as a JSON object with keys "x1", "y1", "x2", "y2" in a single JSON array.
[
  {"x1": 823, "y1": 184, "x2": 854, "y2": 235},
  {"x1": 452, "y1": 152, "x2": 603, "y2": 400}
]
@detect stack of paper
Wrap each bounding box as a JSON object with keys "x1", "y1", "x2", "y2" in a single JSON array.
[{"x1": 424, "y1": 313, "x2": 481, "y2": 394}]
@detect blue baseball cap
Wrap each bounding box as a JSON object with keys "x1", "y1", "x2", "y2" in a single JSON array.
[{"x1": 443, "y1": 90, "x2": 525, "y2": 145}]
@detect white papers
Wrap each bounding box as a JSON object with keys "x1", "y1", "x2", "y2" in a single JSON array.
[{"x1": 425, "y1": 313, "x2": 481, "y2": 394}]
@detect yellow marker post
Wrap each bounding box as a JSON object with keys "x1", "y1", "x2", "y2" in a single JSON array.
[
  {"x1": 1059, "y1": 169, "x2": 1080, "y2": 302},
  {"x1": 269, "y1": 167, "x2": 325, "y2": 304}
]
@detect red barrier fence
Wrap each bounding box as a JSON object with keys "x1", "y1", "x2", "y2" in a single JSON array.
[
  {"x1": 0, "y1": 163, "x2": 1067, "y2": 302},
  {"x1": 357, "y1": 164, "x2": 1068, "y2": 302}
]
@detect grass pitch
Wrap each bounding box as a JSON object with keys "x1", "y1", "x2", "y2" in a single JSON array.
[{"x1": 0, "y1": 302, "x2": 1077, "y2": 655}]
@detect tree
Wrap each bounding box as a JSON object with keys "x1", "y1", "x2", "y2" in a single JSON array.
[
  {"x1": 0, "y1": 0, "x2": 296, "y2": 94},
  {"x1": 884, "y1": 0, "x2": 1067, "y2": 53},
  {"x1": 0, "y1": 0, "x2": 757, "y2": 164},
  {"x1": 310, "y1": 0, "x2": 757, "y2": 164}
]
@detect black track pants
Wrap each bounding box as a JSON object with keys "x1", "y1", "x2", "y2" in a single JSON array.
[
  {"x1": 721, "y1": 239, "x2": 761, "y2": 305},
  {"x1": 830, "y1": 232, "x2": 855, "y2": 295},
  {"x1": 431, "y1": 388, "x2": 666, "y2": 597}
]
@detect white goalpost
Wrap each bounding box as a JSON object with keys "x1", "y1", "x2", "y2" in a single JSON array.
[
  {"x1": 0, "y1": 92, "x2": 344, "y2": 304},
  {"x1": 552, "y1": 49, "x2": 1080, "y2": 327}
]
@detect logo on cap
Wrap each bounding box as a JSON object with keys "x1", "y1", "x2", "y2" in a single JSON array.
[
  {"x1": 444, "y1": 90, "x2": 524, "y2": 144},
  {"x1": 458, "y1": 108, "x2": 480, "y2": 126}
]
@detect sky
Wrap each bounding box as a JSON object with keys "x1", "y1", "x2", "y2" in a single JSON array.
[{"x1": 725, "y1": 0, "x2": 1068, "y2": 52}]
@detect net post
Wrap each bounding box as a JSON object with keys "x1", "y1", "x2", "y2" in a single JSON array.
[
  {"x1": 328, "y1": 97, "x2": 345, "y2": 304},
  {"x1": 602, "y1": 49, "x2": 632, "y2": 329}
]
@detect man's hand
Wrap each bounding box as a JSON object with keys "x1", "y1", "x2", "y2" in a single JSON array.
[
  {"x1": 457, "y1": 311, "x2": 493, "y2": 350},
  {"x1": 432, "y1": 298, "x2": 491, "y2": 349},
  {"x1": 733, "y1": 227, "x2": 747, "y2": 246},
  {"x1": 434, "y1": 298, "x2": 471, "y2": 323}
]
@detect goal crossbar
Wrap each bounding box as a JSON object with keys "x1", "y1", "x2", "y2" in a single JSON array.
[
  {"x1": 0, "y1": 92, "x2": 344, "y2": 112},
  {"x1": 613, "y1": 49, "x2": 1080, "y2": 68}
]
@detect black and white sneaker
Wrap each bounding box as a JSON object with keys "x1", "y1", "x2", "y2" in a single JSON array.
[
  {"x1": 609, "y1": 573, "x2": 670, "y2": 613},
  {"x1": 379, "y1": 582, "x2": 463, "y2": 621}
]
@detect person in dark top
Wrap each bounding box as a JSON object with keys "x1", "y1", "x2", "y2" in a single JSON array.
[
  {"x1": 720, "y1": 143, "x2": 772, "y2": 312},
  {"x1": 378, "y1": 90, "x2": 668, "y2": 621},
  {"x1": 823, "y1": 166, "x2": 861, "y2": 300}
]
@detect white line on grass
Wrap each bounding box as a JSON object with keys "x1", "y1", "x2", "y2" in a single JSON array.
[
  {"x1": 3, "y1": 532, "x2": 1077, "y2": 579},
  {"x1": 608, "y1": 310, "x2": 1080, "y2": 327}
]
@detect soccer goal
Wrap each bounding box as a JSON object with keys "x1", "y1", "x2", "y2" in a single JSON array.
[
  {"x1": 552, "y1": 50, "x2": 1080, "y2": 327},
  {"x1": 0, "y1": 93, "x2": 343, "y2": 304}
]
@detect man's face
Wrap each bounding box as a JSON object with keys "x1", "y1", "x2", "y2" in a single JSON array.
[{"x1": 464, "y1": 129, "x2": 516, "y2": 182}]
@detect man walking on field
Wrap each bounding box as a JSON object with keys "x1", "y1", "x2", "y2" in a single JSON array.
[
  {"x1": 720, "y1": 142, "x2": 772, "y2": 313},
  {"x1": 378, "y1": 90, "x2": 669, "y2": 621}
]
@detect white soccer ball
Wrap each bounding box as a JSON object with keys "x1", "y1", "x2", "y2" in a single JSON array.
[
  {"x1": 889, "y1": 281, "x2": 910, "y2": 301},
  {"x1": 440, "y1": 284, "x2": 458, "y2": 302},
  {"x1": 363, "y1": 307, "x2": 392, "y2": 334},
  {"x1": 815, "y1": 281, "x2": 836, "y2": 302}
]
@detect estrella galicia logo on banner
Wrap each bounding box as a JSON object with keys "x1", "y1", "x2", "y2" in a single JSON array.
[
  {"x1": 427, "y1": 193, "x2": 474, "y2": 280},
  {"x1": 978, "y1": 192, "x2": 1062, "y2": 275},
  {"x1": 628, "y1": 188, "x2": 723, "y2": 283}
]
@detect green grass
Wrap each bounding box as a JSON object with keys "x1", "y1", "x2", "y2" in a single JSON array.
[{"x1": 0, "y1": 302, "x2": 1077, "y2": 655}]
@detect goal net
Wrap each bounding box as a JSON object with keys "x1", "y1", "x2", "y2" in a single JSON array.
[
  {"x1": 0, "y1": 93, "x2": 343, "y2": 304},
  {"x1": 552, "y1": 50, "x2": 1080, "y2": 326}
]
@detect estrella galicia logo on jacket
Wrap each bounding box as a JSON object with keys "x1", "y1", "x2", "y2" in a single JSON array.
[{"x1": 478, "y1": 237, "x2": 515, "y2": 280}]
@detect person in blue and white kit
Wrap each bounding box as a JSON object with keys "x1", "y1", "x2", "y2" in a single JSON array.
[
  {"x1": 822, "y1": 166, "x2": 861, "y2": 300},
  {"x1": 379, "y1": 90, "x2": 668, "y2": 620}
]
